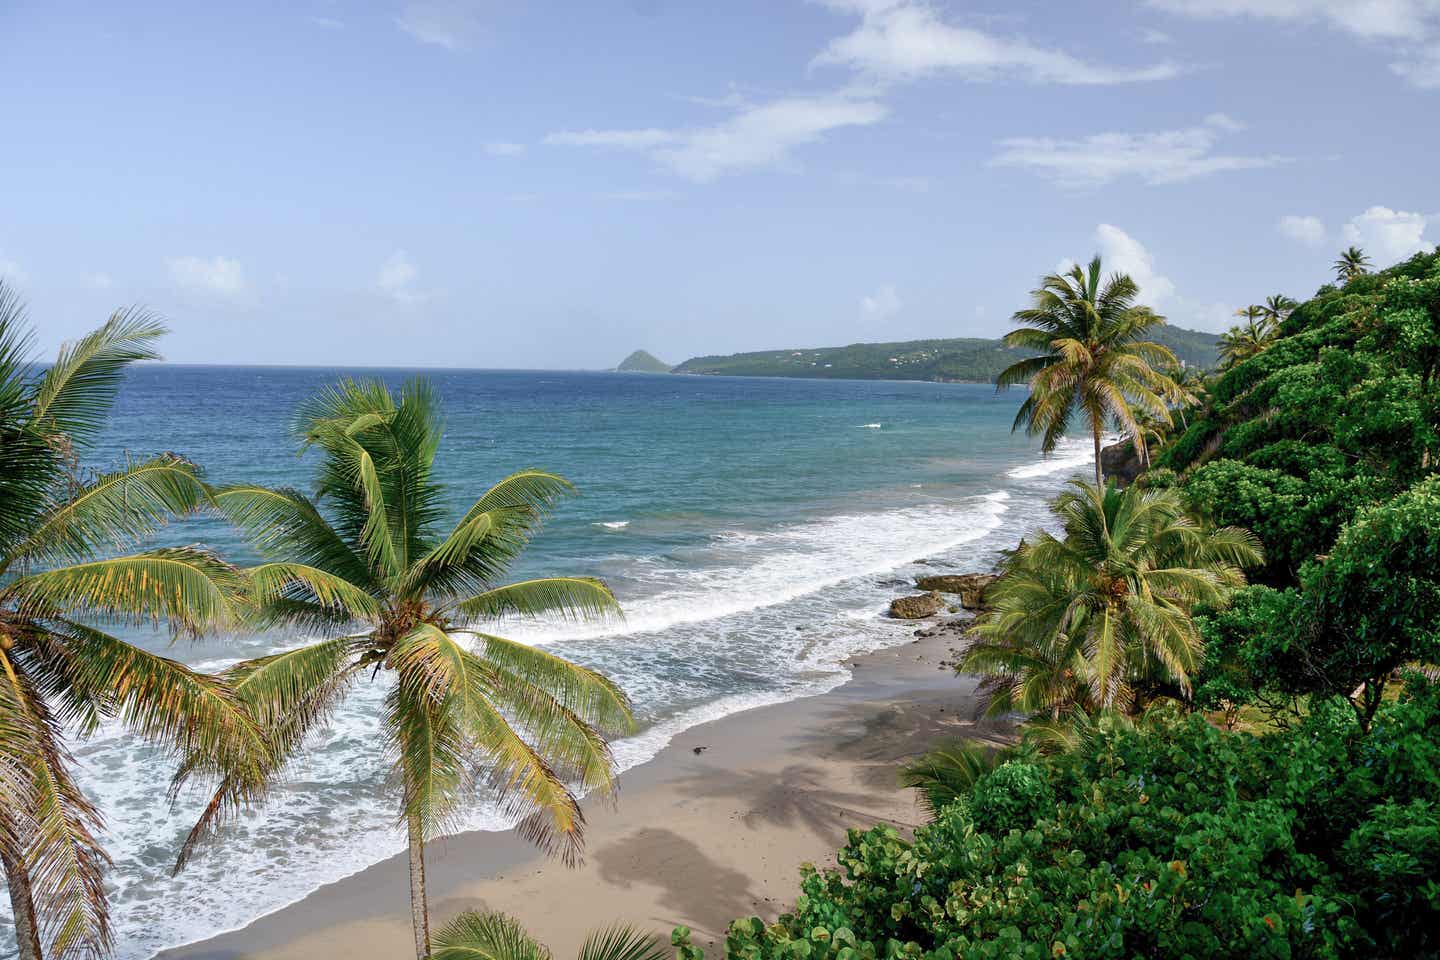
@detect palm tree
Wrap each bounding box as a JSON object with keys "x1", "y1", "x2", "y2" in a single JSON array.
[
  {"x1": 997, "y1": 256, "x2": 1182, "y2": 487},
  {"x1": 1258, "y1": 294, "x2": 1298, "y2": 329},
  {"x1": 430, "y1": 911, "x2": 666, "y2": 960},
  {"x1": 0, "y1": 283, "x2": 260, "y2": 960},
  {"x1": 1218, "y1": 306, "x2": 1275, "y2": 369},
  {"x1": 1334, "y1": 246, "x2": 1372, "y2": 283},
  {"x1": 170, "y1": 377, "x2": 635, "y2": 960},
  {"x1": 959, "y1": 480, "x2": 1262, "y2": 712}
]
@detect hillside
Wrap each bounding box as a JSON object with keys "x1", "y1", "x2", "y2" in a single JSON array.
[
  {"x1": 615, "y1": 349, "x2": 672, "y2": 373},
  {"x1": 671, "y1": 324, "x2": 1219, "y2": 382}
]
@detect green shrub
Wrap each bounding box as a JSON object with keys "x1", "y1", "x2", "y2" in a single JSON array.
[{"x1": 692, "y1": 684, "x2": 1440, "y2": 960}]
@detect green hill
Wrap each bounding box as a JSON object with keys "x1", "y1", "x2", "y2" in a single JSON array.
[
  {"x1": 615, "y1": 349, "x2": 672, "y2": 373},
  {"x1": 671, "y1": 324, "x2": 1219, "y2": 382}
]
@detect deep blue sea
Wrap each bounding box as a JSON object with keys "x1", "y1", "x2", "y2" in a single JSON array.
[{"x1": 4, "y1": 366, "x2": 1099, "y2": 959}]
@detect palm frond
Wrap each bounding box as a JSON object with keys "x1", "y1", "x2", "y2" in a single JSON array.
[
  {"x1": 455, "y1": 578, "x2": 620, "y2": 623},
  {"x1": 29, "y1": 306, "x2": 166, "y2": 446},
  {"x1": 4, "y1": 547, "x2": 246, "y2": 636},
  {"x1": 10, "y1": 454, "x2": 211, "y2": 568},
  {"x1": 576, "y1": 925, "x2": 669, "y2": 960},
  {"x1": 430, "y1": 911, "x2": 552, "y2": 960}
]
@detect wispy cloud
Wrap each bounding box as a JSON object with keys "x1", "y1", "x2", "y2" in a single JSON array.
[
  {"x1": 1146, "y1": 0, "x2": 1440, "y2": 88},
  {"x1": 377, "y1": 250, "x2": 426, "y2": 303},
  {"x1": 0, "y1": 253, "x2": 25, "y2": 286},
  {"x1": 397, "y1": 0, "x2": 487, "y2": 50},
  {"x1": 991, "y1": 114, "x2": 1286, "y2": 188},
  {"x1": 1277, "y1": 214, "x2": 1328, "y2": 246},
  {"x1": 546, "y1": 92, "x2": 887, "y2": 182},
  {"x1": 168, "y1": 255, "x2": 244, "y2": 296},
  {"x1": 307, "y1": 15, "x2": 344, "y2": 30},
  {"x1": 861, "y1": 283, "x2": 902, "y2": 320},
  {"x1": 812, "y1": 0, "x2": 1181, "y2": 84}
]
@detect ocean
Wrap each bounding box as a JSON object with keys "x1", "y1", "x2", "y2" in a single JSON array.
[{"x1": 3, "y1": 367, "x2": 1095, "y2": 959}]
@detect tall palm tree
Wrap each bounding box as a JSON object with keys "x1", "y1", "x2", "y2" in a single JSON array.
[
  {"x1": 170, "y1": 378, "x2": 634, "y2": 960},
  {"x1": 0, "y1": 282, "x2": 260, "y2": 960},
  {"x1": 430, "y1": 911, "x2": 667, "y2": 960},
  {"x1": 959, "y1": 480, "x2": 1262, "y2": 712},
  {"x1": 1258, "y1": 294, "x2": 1298, "y2": 329},
  {"x1": 996, "y1": 256, "x2": 1182, "y2": 487},
  {"x1": 1334, "y1": 246, "x2": 1372, "y2": 283},
  {"x1": 1218, "y1": 306, "x2": 1275, "y2": 369}
]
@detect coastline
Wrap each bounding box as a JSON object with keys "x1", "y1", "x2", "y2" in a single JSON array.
[{"x1": 154, "y1": 626, "x2": 1006, "y2": 960}]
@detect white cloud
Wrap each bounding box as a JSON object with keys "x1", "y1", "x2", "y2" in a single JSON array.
[
  {"x1": 483, "y1": 141, "x2": 526, "y2": 157},
  {"x1": 546, "y1": 92, "x2": 887, "y2": 182},
  {"x1": 377, "y1": 250, "x2": 426, "y2": 303},
  {"x1": 1139, "y1": 27, "x2": 1175, "y2": 43},
  {"x1": 991, "y1": 114, "x2": 1286, "y2": 188},
  {"x1": 307, "y1": 15, "x2": 344, "y2": 30},
  {"x1": 1343, "y1": 206, "x2": 1435, "y2": 263},
  {"x1": 1147, "y1": 0, "x2": 1440, "y2": 87},
  {"x1": 88, "y1": 272, "x2": 114, "y2": 289},
  {"x1": 1145, "y1": 0, "x2": 1439, "y2": 40},
  {"x1": 812, "y1": 0, "x2": 1180, "y2": 84},
  {"x1": 861, "y1": 283, "x2": 903, "y2": 320},
  {"x1": 397, "y1": 0, "x2": 487, "y2": 50},
  {"x1": 1095, "y1": 224, "x2": 1177, "y2": 305},
  {"x1": 168, "y1": 255, "x2": 244, "y2": 296},
  {"x1": 1278, "y1": 214, "x2": 1328, "y2": 246}
]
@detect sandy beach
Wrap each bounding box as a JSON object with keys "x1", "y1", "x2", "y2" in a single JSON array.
[{"x1": 156, "y1": 627, "x2": 1010, "y2": 960}]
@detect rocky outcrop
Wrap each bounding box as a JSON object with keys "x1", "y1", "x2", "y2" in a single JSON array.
[
  {"x1": 915, "y1": 573, "x2": 997, "y2": 610},
  {"x1": 889, "y1": 591, "x2": 945, "y2": 619},
  {"x1": 1101, "y1": 439, "x2": 1146, "y2": 487}
]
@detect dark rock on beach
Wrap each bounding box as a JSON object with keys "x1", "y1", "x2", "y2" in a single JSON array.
[
  {"x1": 914, "y1": 572, "x2": 997, "y2": 610},
  {"x1": 889, "y1": 591, "x2": 945, "y2": 619}
]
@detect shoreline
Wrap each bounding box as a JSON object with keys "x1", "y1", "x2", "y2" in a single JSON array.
[{"x1": 153, "y1": 625, "x2": 1004, "y2": 960}]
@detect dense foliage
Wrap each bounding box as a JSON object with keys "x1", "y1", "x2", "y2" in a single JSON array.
[
  {"x1": 684, "y1": 681, "x2": 1440, "y2": 960},
  {"x1": 670, "y1": 326, "x2": 1218, "y2": 383},
  {"x1": 1161, "y1": 250, "x2": 1440, "y2": 720}
]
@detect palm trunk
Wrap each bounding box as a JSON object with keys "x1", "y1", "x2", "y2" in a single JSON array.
[
  {"x1": 406, "y1": 811, "x2": 430, "y2": 960},
  {"x1": 1093, "y1": 429, "x2": 1104, "y2": 487},
  {"x1": 2, "y1": 844, "x2": 45, "y2": 960}
]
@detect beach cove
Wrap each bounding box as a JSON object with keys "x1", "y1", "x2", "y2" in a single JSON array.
[{"x1": 155, "y1": 628, "x2": 1002, "y2": 960}]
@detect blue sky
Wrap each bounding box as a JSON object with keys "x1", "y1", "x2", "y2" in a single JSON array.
[{"x1": 3, "y1": 0, "x2": 1438, "y2": 369}]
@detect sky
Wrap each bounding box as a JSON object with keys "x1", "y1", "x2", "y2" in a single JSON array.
[{"x1": 2, "y1": 0, "x2": 1438, "y2": 369}]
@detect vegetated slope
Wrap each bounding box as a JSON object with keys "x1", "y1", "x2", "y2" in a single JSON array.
[
  {"x1": 672, "y1": 324, "x2": 1219, "y2": 381},
  {"x1": 615, "y1": 349, "x2": 673, "y2": 373}
]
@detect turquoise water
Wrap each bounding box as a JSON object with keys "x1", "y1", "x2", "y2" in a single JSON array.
[{"x1": 8, "y1": 367, "x2": 1096, "y2": 959}]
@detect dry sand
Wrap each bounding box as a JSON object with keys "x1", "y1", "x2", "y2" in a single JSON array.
[{"x1": 156, "y1": 629, "x2": 1010, "y2": 960}]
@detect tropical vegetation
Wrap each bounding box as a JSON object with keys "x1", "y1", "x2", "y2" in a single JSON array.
[
  {"x1": 431, "y1": 911, "x2": 666, "y2": 960},
  {"x1": 996, "y1": 255, "x2": 1184, "y2": 485},
  {"x1": 0, "y1": 283, "x2": 259, "y2": 960},
  {"x1": 702, "y1": 246, "x2": 1440, "y2": 958},
  {"x1": 690, "y1": 681, "x2": 1440, "y2": 960},
  {"x1": 959, "y1": 480, "x2": 1261, "y2": 717},
  {"x1": 166, "y1": 378, "x2": 635, "y2": 960}
]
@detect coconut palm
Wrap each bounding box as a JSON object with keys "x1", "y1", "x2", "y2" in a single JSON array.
[
  {"x1": 1218, "y1": 307, "x2": 1275, "y2": 369},
  {"x1": 170, "y1": 377, "x2": 634, "y2": 960},
  {"x1": 1258, "y1": 294, "x2": 1298, "y2": 329},
  {"x1": 959, "y1": 480, "x2": 1262, "y2": 712},
  {"x1": 0, "y1": 283, "x2": 259, "y2": 960},
  {"x1": 996, "y1": 256, "x2": 1182, "y2": 486},
  {"x1": 1334, "y1": 246, "x2": 1372, "y2": 283},
  {"x1": 429, "y1": 911, "x2": 666, "y2": 960}
]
